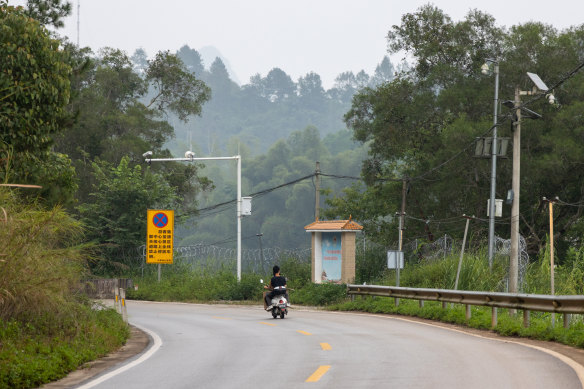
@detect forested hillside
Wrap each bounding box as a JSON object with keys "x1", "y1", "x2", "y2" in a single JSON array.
[
  {"x1": 159, "y1": 45, "x2": 396, "y2": 156},
  {"x1": 129, "y1": 45, "x2": 396, "y2": 250}
]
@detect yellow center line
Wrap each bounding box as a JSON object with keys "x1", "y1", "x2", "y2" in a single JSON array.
[
  {"x1": 297, "y1": 330, "x2": 312, "y2": 336},
  {"x1": 212, "y1": 316, "x2": 232, "y2": 320},
  {"x1": 306, "y1": 365, "x2": 331, "y2": 382},
  {"x1": 320, "y1": 342, "x2": 332, "y2": 350},
  {"x1": 260, "y1": 322, "x2": 276, "y2": 326}
]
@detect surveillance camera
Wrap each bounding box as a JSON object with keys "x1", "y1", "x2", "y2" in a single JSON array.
[
  {"x1": 547, "y1": 93, "x2": 556, "y2": 105},
  {"x1": 142, "y1": 151, "x2": 153, "y2": 158},
  {"x1": 185, "y1": 151, "x2": 195, "y2": 159}
]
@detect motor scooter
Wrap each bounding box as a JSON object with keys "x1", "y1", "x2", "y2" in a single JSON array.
[{"x1": 261, "y1": 279, "x2": 289, "y2": 319}]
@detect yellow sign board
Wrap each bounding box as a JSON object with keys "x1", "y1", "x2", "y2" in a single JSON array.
[{"x1": 146, "y1": 210, "x2": 174, "y2": 264}]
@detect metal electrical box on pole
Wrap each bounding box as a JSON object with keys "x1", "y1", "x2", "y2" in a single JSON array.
[{"x1": 242, "y1": 197, "x2": 252, "y2": 216}]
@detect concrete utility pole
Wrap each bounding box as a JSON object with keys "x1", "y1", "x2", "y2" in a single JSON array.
[
  {"x1": 508, "y1": 72, "x2": 554, "y2": 294},
  {"x1": 396, "y1": 178, "x2": 407, "y2": 287},
  {"x1": 315, "y1": 161, "x2": 320, "y2": 220},
  {"x1": 509, "y1": 87, "x2": 521, "y2": 294}
]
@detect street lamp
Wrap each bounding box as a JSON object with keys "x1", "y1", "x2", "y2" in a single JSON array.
[
  {"x1": 145, "y1": 151, "x2": 244, "y2": 281},
  {"x1": 482, "y1": 59, "x2": 500, "y2": 269},
  {"x1": 508, "y1": 72, "x2": 554, "y2": 294}
]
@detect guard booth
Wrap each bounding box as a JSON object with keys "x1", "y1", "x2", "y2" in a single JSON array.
[{"x1": 304, "y1": 218, "x2": 362, "y2": 284}]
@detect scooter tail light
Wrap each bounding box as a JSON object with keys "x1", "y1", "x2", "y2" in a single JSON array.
[{"x1": 279, "y1": 300, "x2": 284, "y2": 304}]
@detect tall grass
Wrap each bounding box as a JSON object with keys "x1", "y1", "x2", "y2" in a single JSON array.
[
  {"x1": 0, "y1": 189, "x2": 129, "y2": 388},
  {"x1": 0, "y1": 189, "x2": 87, "y2": 321}
]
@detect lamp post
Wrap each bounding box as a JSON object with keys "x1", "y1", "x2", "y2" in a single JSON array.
[
  {"x1": 481, "y1": 60, "x2": 500, "y2": 269},
  {"x1": 145, "y1": 151, "x2": 243, "y2": 281}
]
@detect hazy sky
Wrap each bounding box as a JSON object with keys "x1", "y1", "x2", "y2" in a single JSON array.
[{"x1": 9, "y1": 0, "x2": 584, "y2": 88}]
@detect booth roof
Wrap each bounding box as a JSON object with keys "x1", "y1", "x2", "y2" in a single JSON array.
[{"x1": 304, "y1": 219, "x2": 363, "y2": 231}]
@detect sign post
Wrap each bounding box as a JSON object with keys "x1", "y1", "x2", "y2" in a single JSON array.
[{"x1": 146, "y1": 210, "x2": 174, "y2": 282}]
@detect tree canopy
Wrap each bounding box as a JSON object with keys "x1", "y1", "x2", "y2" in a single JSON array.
[
  {"x1": 0, "y1": 3, "x2": 76, "y2": 203},
  {"x1": 326, "y1": 5, "x2": 584, "y2": 260}
]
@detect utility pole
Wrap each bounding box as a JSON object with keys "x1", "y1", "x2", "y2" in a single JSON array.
[
  {"x1": 509, "y1": 72, "x2": 553, "y2": 294},
  {"x1": 77, "y1": 0, "x2": 81, "y2": 47},
  {"x1": 509, "y1": 87, "x2": 521, "y2": 294},
  {"x1": 315, "y1": 161, "x2": 320, "y2": 221},
  {"x1": 396, "y1": 178, "x2": 407, "y2": 287},
  {"x1": 544, "y1": 197, "x2": 557, "y2": 327}
]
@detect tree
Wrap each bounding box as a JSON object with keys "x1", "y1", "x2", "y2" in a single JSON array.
[
  {"x1": 370, "y1": 56, "x2": 395, "y2": 86},
  {"x1": 130, "y1": 47, "x2": 148, "y2": 75},
  {"x1": 264, "y1": 68, "x2": 296, "y2": 101},
  {"x1": 78, "y1": 157, "x2": 180, "y2": 274},
  {"x1": 24, "y1": 0, "x2": 71, "y2": 29},
  {"x1": 0, "y1": 3, "x2": 75, "y2": 202},
  {"x1": 297, "y1": 72, "x2": 325, "y2": 109},
  {"x1": 176, "y1": 45, "x2": 205, "y2": 76},
  {"x1": 146, "y1": 50, "x2": 211, "y2": 122}
]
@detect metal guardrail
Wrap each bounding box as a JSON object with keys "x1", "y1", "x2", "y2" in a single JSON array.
[{"x1": 347, "y1": 284, "x2": 584, "y2": 328}]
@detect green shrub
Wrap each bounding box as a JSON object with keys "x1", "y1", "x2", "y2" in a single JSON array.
[{"x1": 292, "y1": 283, "x2": 347, "y2": 306}]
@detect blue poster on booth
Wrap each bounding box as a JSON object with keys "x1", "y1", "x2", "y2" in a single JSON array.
[{"x1": 321, "y1": 232, "x2": 342, "y2": 281}]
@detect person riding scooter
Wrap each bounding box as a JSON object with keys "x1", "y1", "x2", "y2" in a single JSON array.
[{"x1": 264, "y1": 265, "x2": 290, "y2": 310}]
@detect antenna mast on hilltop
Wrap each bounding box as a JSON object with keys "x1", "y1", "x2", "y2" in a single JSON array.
[{"x1": 76, "y1": 0, "x2": 80, "y2": 46}]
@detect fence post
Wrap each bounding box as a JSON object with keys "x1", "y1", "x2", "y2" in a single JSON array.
[
  {"x1": 442, "y1": 301, "x2": 447, "y2": 309},
  {"x1": 465, "y1": 305, "x2": 471, "y2": 321},
  {"x1": 523, "y1": 310, "x2": 530, "y2": 328},
  {"x1": 120, "y1": 288, "x2": 128, "y2": 323},
  {"x1": 491, "y1": 307, "x2": 498, "y2": 328},
  {"x1": 114, "y1": 283, "x2": 120, "y2": 314},
  {"x1": 564, "y1": 313, "x2": 571, "y2": 329},
  {"x1": 419, "y1": 300, "x2": 424, "y2": 308}
]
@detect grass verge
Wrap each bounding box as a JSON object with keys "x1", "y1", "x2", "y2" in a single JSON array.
[
  {"x1": 0, "y1": 301, "x2": 129, "y2": 389},
  {"x1": 329, "y1": 297, "x2": 584, "y2": 348}
]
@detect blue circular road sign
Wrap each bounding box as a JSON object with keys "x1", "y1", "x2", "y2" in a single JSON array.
[{"x1": 153, "y1": 212, "x2": 169, "y2": 228}]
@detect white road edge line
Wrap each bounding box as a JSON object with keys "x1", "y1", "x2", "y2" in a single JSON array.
[
  {"x1": 331, "y1": 310, "x2": 584, "y2": 389},
  {"x1": 76, "y1": 323, "x2": 162, "y2": 389}
]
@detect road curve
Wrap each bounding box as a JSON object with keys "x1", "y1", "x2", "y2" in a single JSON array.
[{"x1": 78, "y1": 301, "x2": 583, "y2": 389}]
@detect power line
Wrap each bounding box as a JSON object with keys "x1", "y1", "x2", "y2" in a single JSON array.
[{"x1": 179, "y1": 173, "x2": 316, "y2": 219}]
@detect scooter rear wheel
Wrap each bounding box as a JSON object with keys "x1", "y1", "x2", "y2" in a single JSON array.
[{"x1": 280, "y1": 311, "x2": 285, "y2": 319}]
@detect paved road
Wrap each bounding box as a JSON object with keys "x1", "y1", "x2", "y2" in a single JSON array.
[{"x1": 78, "y1": 301, "x2": 582, "y2": 389}]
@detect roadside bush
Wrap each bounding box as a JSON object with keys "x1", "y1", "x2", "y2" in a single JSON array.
[
  {"x1": 292, "y1": 282, "x2": 347, "y2": 306},
  {"x1": 279, "y1": 256, "x2": 311, "y2": 288}
]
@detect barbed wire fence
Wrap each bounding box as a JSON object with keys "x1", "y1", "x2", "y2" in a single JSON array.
[
  {"x1": 133, "y1": 244, "x2": 310, "y2": 275},
  {"x1": 358, "y1": 233, "x2": 530, "y2": 290}
]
